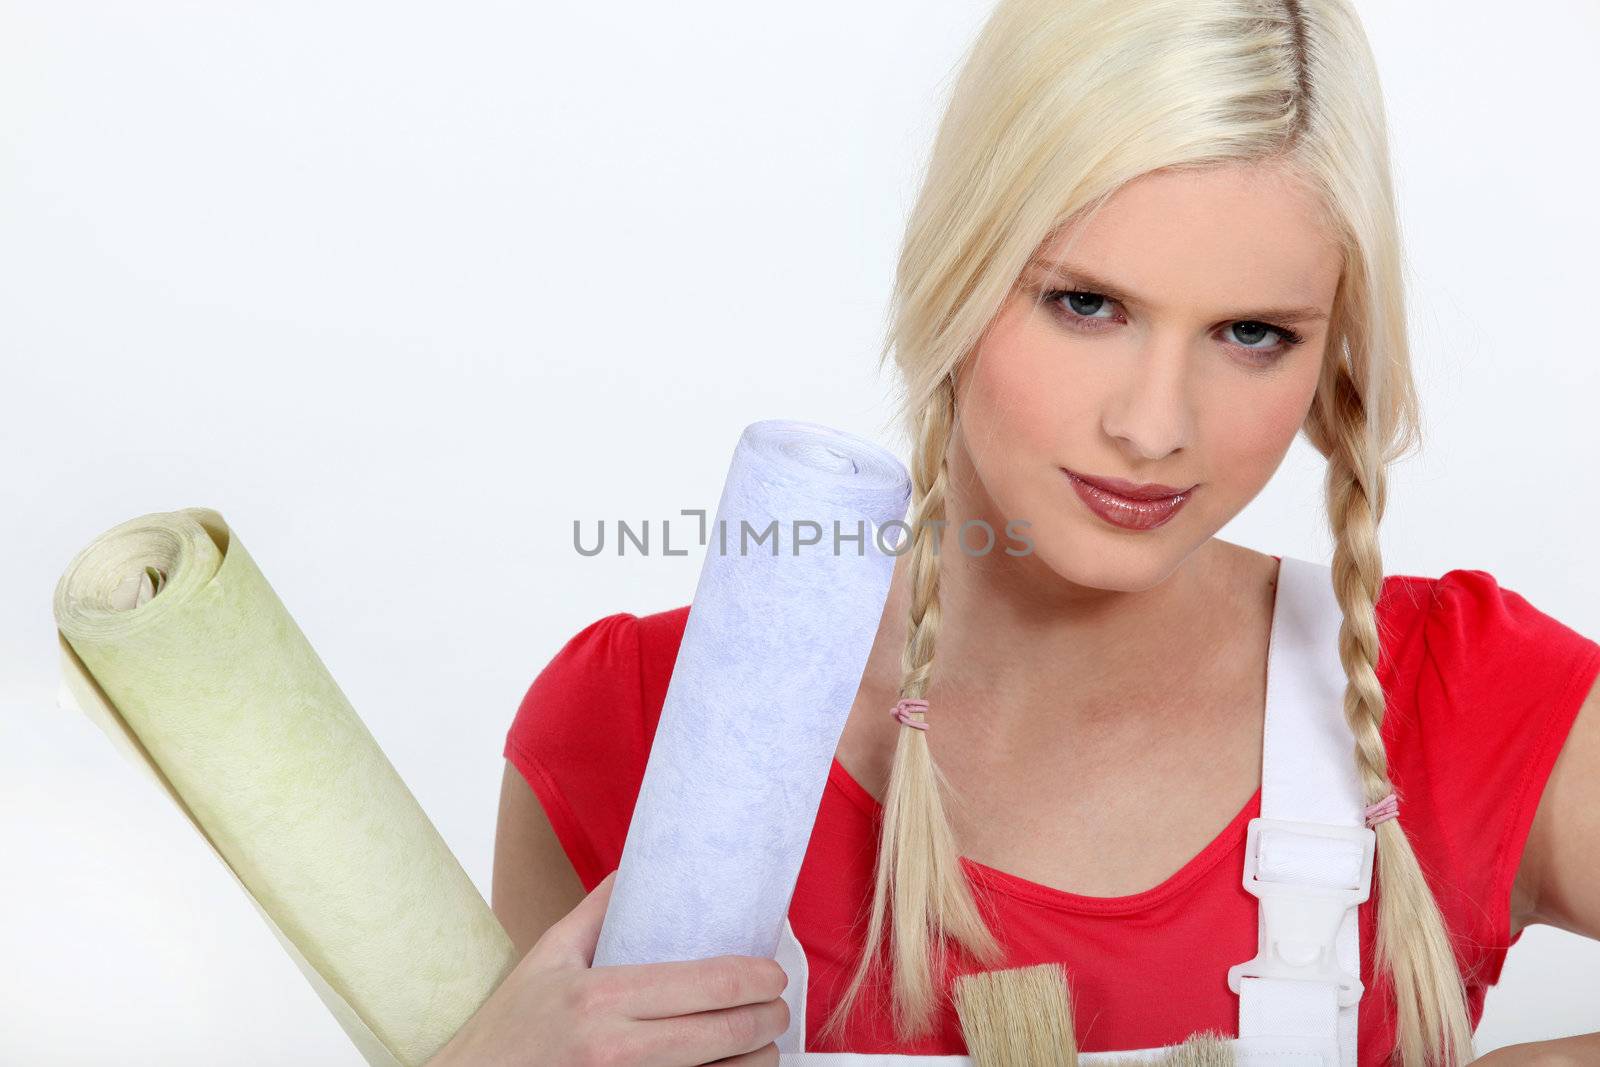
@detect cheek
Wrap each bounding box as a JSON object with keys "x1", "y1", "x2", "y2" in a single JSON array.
[
  {"x1": 959, "y1": 310, "x2": 1096, "y2": 473},
  {"x1": 1197, "y1": 361, "x2": 1321, "y2": 491},
  {"x1": 952, "y1": 309, "x2": 1126, "y2": 544}
]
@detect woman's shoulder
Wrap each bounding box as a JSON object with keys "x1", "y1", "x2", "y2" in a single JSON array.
[
  {"x1": 510, "y1": 604, "x2": 690, "y2": 695},
  {"x1": 611, "y1": 605, "x2": 693, "y2": 725},
  {"x1": 1370, "y1": 564, "x2": 1600, "y2": 983},
  {"x1": 506, "y1": 604, "x2": 691, "y2": 738},
  {"x1": 636, "y1": 604, "x2": 691, "y2": 680},
  {"x1": 500, "y1": 605, "x2": 692, "y2": 890},
  {"x1": 1377, "y1": 565, "x2": 1600, "y2": 691},
  {"x1": 1373, "y1": 564, "x2": 1600, "y2": 751}
]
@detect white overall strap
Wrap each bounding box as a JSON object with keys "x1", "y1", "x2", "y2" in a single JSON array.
[{"x1": 1229, "y1": 555, "x2": 1374, "y2": 1067}]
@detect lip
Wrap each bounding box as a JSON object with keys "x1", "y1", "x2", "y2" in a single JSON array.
[{"x1": 1061, "y1": 468, "x2": 1197, "y2": 531}]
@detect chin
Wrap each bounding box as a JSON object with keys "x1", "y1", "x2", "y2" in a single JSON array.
[{"x1": 1023, "y1": 510, "x2": 1208, "y2": 593}]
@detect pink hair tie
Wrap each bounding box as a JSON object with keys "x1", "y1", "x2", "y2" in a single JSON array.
[
  {"x1": 1364, "y1": 792, "x2": 1399, "y2": 828},
  {"x1": 890, "y1": 698, "x2": 930, "y2": 732}
]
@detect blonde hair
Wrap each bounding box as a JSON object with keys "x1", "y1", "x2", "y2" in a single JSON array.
[{"x1": 815, "y1": 1, "x2": 1476, "y2": 1064}]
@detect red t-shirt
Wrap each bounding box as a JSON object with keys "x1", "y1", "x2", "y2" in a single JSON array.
[{"x1": 503, "y1": 567, "x2": 1600, "y2": 1062}]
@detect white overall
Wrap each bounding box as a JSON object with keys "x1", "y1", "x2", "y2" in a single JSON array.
[{"x1": 773, "y1": 555, "x2": 1376, "y2": 1067}]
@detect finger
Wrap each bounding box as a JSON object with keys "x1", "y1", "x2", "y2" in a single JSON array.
[
  {"x1": 702, "y1": 1039, "x2": 781, "y2": 1065},
  {"x1": 641, "y1": 999, "x2": 789, "y2": 1067},
  {"x1": 535, "y1": 869, "x2": 618, "y2": 968},
  {"x1": 610, "y1": 955, "x2": 789, "y2": 1020}
]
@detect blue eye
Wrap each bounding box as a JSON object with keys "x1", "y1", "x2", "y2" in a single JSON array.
[
  {"x1": 1061, "y1": 291, "x2": 1116, "y2": 320},
  {"x1": 1041, "y1": 287, "x2": 1307, "y2": 359},
  {"x1": 1226, "y1": 320, "x2": 1304, "y2": 350}
]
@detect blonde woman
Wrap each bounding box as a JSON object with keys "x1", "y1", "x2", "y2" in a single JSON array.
[{"x1": 432, "y1": 1, "x2": 1600, "y2": 1064}]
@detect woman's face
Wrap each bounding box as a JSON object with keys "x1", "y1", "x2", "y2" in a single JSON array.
[{"x1": 951, "y1": 162, "x2": 1345, "y2": 592}]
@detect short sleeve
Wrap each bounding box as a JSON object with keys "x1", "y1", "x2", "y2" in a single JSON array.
[
  {"x1": 1414, "y1": 569, "x2": 1600, "y2": 981},
  {"x1": 503, "y1": 612, "x2": 645, "y2": 892}
]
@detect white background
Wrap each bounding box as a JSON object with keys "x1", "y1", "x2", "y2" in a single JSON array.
[{"x1": 2, "y1": 1, "x2": 1597, "y2": 1061}]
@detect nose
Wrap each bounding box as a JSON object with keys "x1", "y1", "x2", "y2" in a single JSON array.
[{"x1": 1100, "y1": 331, "x2": 1194, "y2": 461}]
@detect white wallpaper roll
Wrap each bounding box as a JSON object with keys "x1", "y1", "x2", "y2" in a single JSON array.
[{"x1": 592, "y1": 419, "x2": 910, "y2": 973}]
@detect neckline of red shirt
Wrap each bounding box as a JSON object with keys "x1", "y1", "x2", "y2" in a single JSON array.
[
  {"x1": 825, "y1": 757, "x2": 1261, "y2": 916},
  {"x1": 817, "y1": 553, "x2": 1281, "y2": 917}
]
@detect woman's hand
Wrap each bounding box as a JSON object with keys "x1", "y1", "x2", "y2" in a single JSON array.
[
  {"x1": 1471, "y1": 1033, "x2": 1600, "y2": 1066},
  {"x1": 429, "y1": 870, "x2": 791, "y2": 1066}
]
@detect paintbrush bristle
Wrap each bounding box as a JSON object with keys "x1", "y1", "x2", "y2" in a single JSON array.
[
  {"x1": 952, "y1": 964, "x2": 1238, "y2": 1066},
  {"x1": 1149, "y1": 1030, "x2": 1236, "y2": 1066},
  {"x1": 952, "y1": 963, "x2": 1078, "y2": 1067}
]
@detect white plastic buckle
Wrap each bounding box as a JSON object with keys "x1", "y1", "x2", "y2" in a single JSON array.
[{"x1": 1227, "y1": 816, "x2": 1375, "y2": 1008}]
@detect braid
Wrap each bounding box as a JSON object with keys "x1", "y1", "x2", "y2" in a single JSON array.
[
  {"x1": 899, "y1": 386, "x2": 954, "y2": 706},
  {"x1": 1322, "y1": 364, "x2": 1474, "y2": 1066},
  {"x1": 816, "y1": 377, "x2": 1006, "y2": 1046}
]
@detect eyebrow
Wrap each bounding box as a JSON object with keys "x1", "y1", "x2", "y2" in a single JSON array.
[{"x1": 1025, "y1": 256, "x2": 1331, "y2": 325}]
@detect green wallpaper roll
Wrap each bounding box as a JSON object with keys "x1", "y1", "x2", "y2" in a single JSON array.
[{"x1": 52, "y1": 506, "x2": 517, "y2": 1066}]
